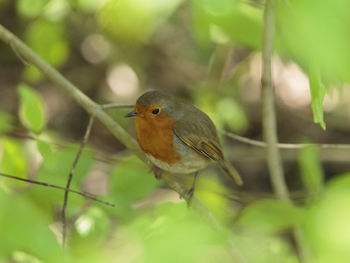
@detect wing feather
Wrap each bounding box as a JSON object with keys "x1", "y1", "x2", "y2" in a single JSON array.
[
  {"x1": 172, "y1": 103, "x2": 243, "y2": 185},
  {"x1": 172, "y1": 105, "x2": 224, "y2": 161}
]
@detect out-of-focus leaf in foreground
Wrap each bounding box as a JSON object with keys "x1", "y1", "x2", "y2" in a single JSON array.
[
  {"x1": 105, "y1": 156, "x2": 161, "y2": 219},
  {"x1": 75, "y1": 206, "x2": 110, "y2": 240},
  {"x1": 24, "y1": 20, "x2": 69, "y2": 82},
  {"x1": 18, "y1": 84, "x2": 46, "y2": 133},
  {"x1": 237, "y1": 199, "x2": 305, "y2": 233},
  {"x1": 309, "y1": 66, "x2": 326, "y2": 130},
  {"x1": 16, "y1": 0, "x2": 48, "y2": 18},
  {"x1": 113, "y1": 202, "x2": 232, "y2": 263},
  {"x1": 303, "y1": 174, "x2": 350, "y2": 262},
  {"x1": 0, "y1": 189, "x2": 62, "y2": 262},
  {"x1": 98, "y1": 0, "x2": 184, "y2": 45},
  {"x1": 277, "y1": 0, "x2": 350, "y2": 83},
  {"x1": 0, "y1": 110, "x2": 14, "y2": 134},
  {"x1": 36, "y1": 140, "x2": 53, "y2": 160},
  {"x1": 0, "y1": 137, "x2": 27, "y2": 179},
  {"x1": 298, "y1": 145, "x2": 324, "y2": 195},
  {"x1": 192, "y1": 1, "x2": 263, "y2": 50}
]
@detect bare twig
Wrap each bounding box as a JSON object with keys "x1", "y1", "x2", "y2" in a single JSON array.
[
  {"x1": 62, "y1": 117, "x2": 94, "y2": 247},
  {"x1": 101, "y1": 103, "x2": 134, "y2": 109},
  {"x1": 0, "y1": 172, "x2": 114, "y2": 207},
  {"x1": 220, "y1": 129, "x2": 350, "y2": 150}
]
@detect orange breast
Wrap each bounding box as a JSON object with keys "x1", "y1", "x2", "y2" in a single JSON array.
[{"x1": 135, "y1": 116, "x2": 181, "y2": 165}]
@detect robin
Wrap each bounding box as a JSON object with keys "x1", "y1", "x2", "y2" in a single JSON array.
[{"x1": 125, "y1": 90, "x2": 243, "y2": 198}]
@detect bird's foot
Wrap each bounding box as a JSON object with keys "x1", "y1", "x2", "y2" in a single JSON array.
[
  {"x1": 150, "y1": 165, "x2": 162, "y2": 180},
  {"x1": 180, "y1": 187, "x2": 195, "y2": 206}
]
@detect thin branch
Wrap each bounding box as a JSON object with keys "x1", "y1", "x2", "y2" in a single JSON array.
[
  {"x1": 62, "y1": 117, "x2": 94, "y2": 247},
  {"x1": 0, "y1": 172, "x2": 114, "y2": 207},
  {"x1": 220, "y1": 129, "x2": 350, "y2": 150},
  {"x1": 10, "y1": 41, "x2": 30, "y2": 66},
  {"x1": 0, "y1": 25, "x2": 221, "y2": 229},
  {"x1": 101, "y1": 103, "x2": 134, "y2": 109},
  {"x1": 261, "y1": 1, "x2": 309, "y2": 262},
  {"x1": 261, "y1": 0, "x2": 289, "y2": 202}
]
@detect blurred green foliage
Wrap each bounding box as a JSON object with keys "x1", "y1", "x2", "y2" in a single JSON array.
[
  {"x1": 18, "y1": 84, "x2": 47, "y2": 133},
  {"x1": 276, "y1": 0, "x2": 350, "y2": 128},
  {"x1": 195, "y1": 90, "x2": 248, "y2": 133},
  {"x1": 309, "y1": 67, "x2": 326, "y2": 130},
  {"x1": 0, "y1": 110, "x2": 14, "y2": 134},
  {"x1": 298, "y1": 145, "x2": 324, "y2": 195},
  {"x1": 1, "y1": 137, "x2": 27, "y2": 179},
  {"x1": 24, "y1": 20, "x2": 69, "y2": 81},
  {"x1": 303, "y1": 174, "x2": 350, "y2": 262},
  {"x1": 0, "y1": 189, "x2": 63, "y2": 263},
  {"x1": 192, "y1": 0, "x2": 263, "y2": 49},
  {"x1": 277, "y1": 0, "x2": 350, "y2": 84},
  {"x1": 104, "y1": 156, "x2": 160, "y2": 219},
  {"x1": 237, "y1": 199, "x2": 305, "y2": 234},
  {"x1": 16, "y1": 0, "x2": 49, "y2": 18},
  {"x1": 1, "y1": 0, "x2": 350, "y2": 262},
  {"x1": 98, "y1": 0, "x2": 183, "y2": 44}
]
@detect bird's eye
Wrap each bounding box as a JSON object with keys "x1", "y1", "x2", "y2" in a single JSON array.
[{"x1": 152, "y1": 108, "x2": 160, "y2": 115}]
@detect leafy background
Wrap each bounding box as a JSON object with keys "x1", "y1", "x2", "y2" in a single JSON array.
[{"x1": 1, "y1": 0, "x2": 350, "y2": 262}]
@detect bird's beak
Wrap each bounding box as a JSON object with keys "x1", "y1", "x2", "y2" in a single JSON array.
[{"x1": 125, "y1": 110, "x2": 143, "y2": 118}]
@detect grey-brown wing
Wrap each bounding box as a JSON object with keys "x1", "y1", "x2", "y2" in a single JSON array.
[
  {"x1": 173, "y1": 104, "x2": 243, "y2": 185},
  {"x1": 172, "y1": 104, "x2": 224, "y2": 161}
]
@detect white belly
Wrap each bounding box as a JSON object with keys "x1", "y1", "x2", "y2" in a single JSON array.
[
  {"x1": 147, "y1": 154, "x2": 209, "y2": 174},
  {"x1": 146, "y1": 134, "x2": 210, "y2": 174}
]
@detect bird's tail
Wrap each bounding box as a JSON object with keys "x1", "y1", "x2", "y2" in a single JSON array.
[{"x1": 219, "y1": 159, "x2": 243, "y2": 186}]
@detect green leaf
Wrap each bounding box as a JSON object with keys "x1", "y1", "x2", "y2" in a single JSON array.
[
  {"x1": 127, "y1": 202, "x2": 232, "y2": 263},
  {"x1": 237, "y1": 199, "x2": 305, "y2": 233},
  {"x1": 98, "y1": 0, "x2": 183, "y2": 44},
  {"x1": 75, "y1": 0, "x2": 106, "y2": 13},
  {"x1": 104, "y1": 156, "x2": 160, "y2": 219},
  {"x1": 43, "y1": 0, "x2": 70, "y2": 21},
  {"x1": 18, "y1": 84, "x2": 46, "y2": 133},
  {"x1": 16, "y1": 0, "x2": 48, "y2": 18},
  {"x1": 24, "y1": 20, "x2": 69, "y2": 81},
  {"x1": 192, "y1": 1, "x2": 263, "y2": 50},
  {"x1": 0, "y1": 137, "x2": 27, "y2": 179},
  {"x1": 36, "y1": 140, "x2": 53, "y2": 159},
  {"x1": 215, "y1": 98, "x2": 248, "y2": 133},
  {"x1": 193, "y1": 0, "x2": 237, "y2": 15},
  {"x1": 276, "y1": 0, "x2": 350, "y2": 83},
  {"x1": 109, "y1": 156, "x2": 160, "y2": 201},
  {"x1": 75, "y1": 207, "x2": 109, "y2": 239},
  {"x1": 0, "y1": 189, "x2": 63, "y2": 262},
  {"x1": 303, "y1": 174, "x2": 350, "y2": 261},
  {"x1": 298, "y1": 145, "x2": 324, "y2": 194},
  {"x1": 0, "y1": 110, "x2": 14, "y2": 134},
  {"x1": 11, "y1": 251, "x2": 43, "y2": 263},
  {"x1": 309, "y1": 65, "x2": 326, "y2": 130}
]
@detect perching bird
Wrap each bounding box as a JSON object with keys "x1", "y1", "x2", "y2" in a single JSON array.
[{"x1": 126, "y1": 90, "x2": 243, "y2": 198}]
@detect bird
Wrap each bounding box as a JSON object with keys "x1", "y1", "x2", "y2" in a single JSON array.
[{"x1": 125, "y1": 90, "x2": 243, "y2": 199}]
